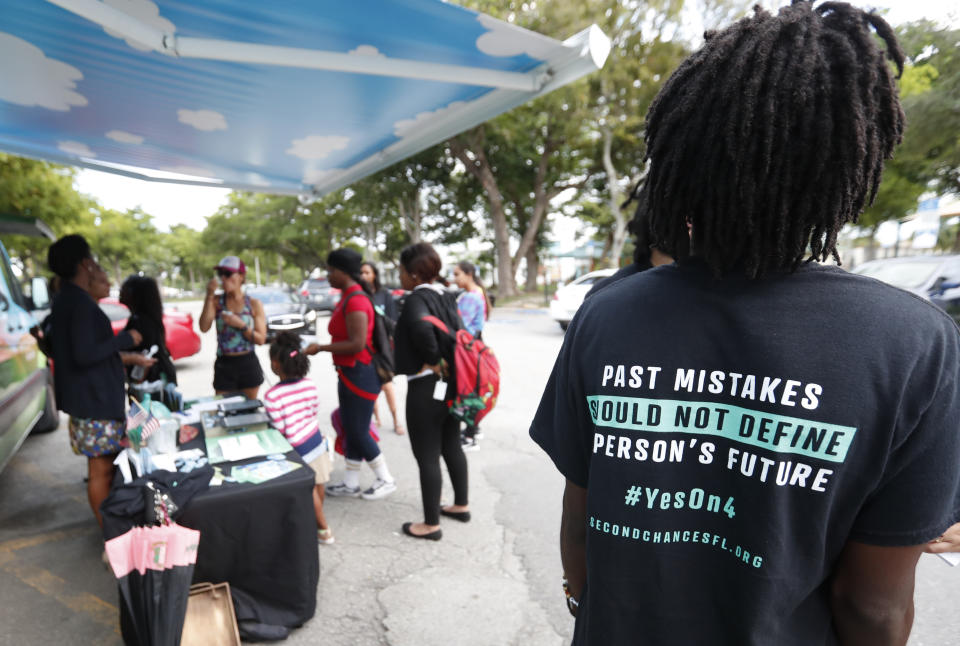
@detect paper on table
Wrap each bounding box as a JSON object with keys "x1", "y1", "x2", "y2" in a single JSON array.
[
  {"x1": 218, "y1": 434, "x2": 266, "y2": 462},
  {"x1": 938, "y1": 552, "x2": 960, "y2": 566},
  {"x1": 149, "y1": 448, "x2": 205, "y2": 473}
]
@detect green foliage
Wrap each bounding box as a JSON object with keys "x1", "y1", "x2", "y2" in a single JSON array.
[
  {"x1": 203, "y1": 191, "x2": 363, "y2": 278},
  {"x1": 861, "y1": 22, "x2": 959, "y2": 230},
  {"x1": 0, "y1": 154, "x2": 92, "y2": 272},
  {"x1": 895, "y1": 22, "x2": 960, "y2": 195}
]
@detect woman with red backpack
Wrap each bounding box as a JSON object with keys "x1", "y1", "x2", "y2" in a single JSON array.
[{"x1": 393, "y1": 242, "x2": 469, "y2": 540}]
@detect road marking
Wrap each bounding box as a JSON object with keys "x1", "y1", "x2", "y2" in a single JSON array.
[
  {"x1": 0, "y1": 525, "x2": 94, "y2": 552},
  {"x1": 0, "y1": 526, "x2": 119, "y2": 633}
]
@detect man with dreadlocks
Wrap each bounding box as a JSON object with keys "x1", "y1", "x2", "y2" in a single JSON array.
[{"x1": 530, "y1": 2, "x2": 960, "y2": 645}]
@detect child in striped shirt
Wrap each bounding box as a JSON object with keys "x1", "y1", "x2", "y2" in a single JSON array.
[{"x1": 264, "y1": 332, "x2": 334, "y2": 544}]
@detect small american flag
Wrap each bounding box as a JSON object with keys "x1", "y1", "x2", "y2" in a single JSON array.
[
  {"x1": 140, "y1": 411, "x2": 160, "y2": 441},
  {"x1": 127, "y1": 399, "x2": 148, "y2": 431}
]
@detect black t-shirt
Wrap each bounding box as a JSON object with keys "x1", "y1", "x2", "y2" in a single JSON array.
[{"x1": 530, "y1": 259, "x2": 960, "y2": 646}]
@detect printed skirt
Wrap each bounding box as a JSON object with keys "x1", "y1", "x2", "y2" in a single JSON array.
[{"x1": 68, "y1": 416, "x2": 126, "y2": 457}]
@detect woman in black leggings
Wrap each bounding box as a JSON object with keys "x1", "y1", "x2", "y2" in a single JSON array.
[{"x1": 393, "y1": 242, "x2": 469, "y2": 540}]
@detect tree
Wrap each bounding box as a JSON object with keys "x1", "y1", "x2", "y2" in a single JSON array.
[
  {"x1": 0, "y1": 154, "x2": 93, "y2": 273},
  {"x1": 857, "y1": 22, "x2": 958, "y2": 247},
  {"x1": 585, "y1": 0, "x2": 688, "y2": 267},
  {"x1": 81, "y1": 207, "x2": 160, "y2": 285},
  {"x1": 894, "y1": 22, "x2": 960, "y2": 196},
  {"x1": 204, "y1": 190, "x2": 365, "y2": 280},
  {"x1": 451, "y1": 0, "x2": 693, "y2": 295},
  {"x1": 347, "y1": 145, "x2": 473, "y2": 263},
  {"x1": 162, "y1": 225, "x2": 212, "y2": 292}
]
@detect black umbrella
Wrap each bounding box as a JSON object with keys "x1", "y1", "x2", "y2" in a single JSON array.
[{"x1": 105, "y1": 520, "x2": 200, "y2": 646}]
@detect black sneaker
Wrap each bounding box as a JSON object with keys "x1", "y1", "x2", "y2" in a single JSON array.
[{"x1": 461, "y1": 436, "x2": 480, "y2": 452}]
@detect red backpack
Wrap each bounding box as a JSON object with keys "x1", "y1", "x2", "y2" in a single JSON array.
[{"x1": 422, "y1": 316, "x2": 500, "y2": 427}]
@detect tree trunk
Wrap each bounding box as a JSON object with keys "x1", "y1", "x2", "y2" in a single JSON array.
[
  {"x1": 864, "y1": 224, "x2": 880, "y2": 261},
  {"x1": 524, "y1": 245, "x2": 539, "y2": 292},
  {"x1": 602, "y1": 128, "x2": 629, "y2": 268},
  {"x1": 450, "y1": 134, "x2": 517, "y2": 297},
  {"x1": 511, "y1": 143, "x2": 554, "y2": 275},
  {"x1": 398, "y1": 192, "x2": 422, "y2": 243}
]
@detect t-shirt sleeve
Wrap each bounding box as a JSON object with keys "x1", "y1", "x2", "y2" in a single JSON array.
[
  {"x1": 529, "y1": 315, "x2": 595, "y2": 488},
  {"x1": 457, "y1": 293, "x2": 484, "y2": 336},
  {"x1": 850, "y1": 319, "x2": 960, "y2": 546},
  {"x1": 344, "y1": 292, "x2": 373, "y2": 318},
  {"x1": 263, "y1": 389, "x2": 286, "y2": 434}
]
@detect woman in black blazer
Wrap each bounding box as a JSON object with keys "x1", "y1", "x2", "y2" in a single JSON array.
[{"x1": 47, "y1": 235, "x2": 153, "y2": 527}]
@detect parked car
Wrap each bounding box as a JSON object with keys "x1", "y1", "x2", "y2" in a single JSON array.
[
  {"x1": 549, "y1": 268, "x2": 617, "y2": 331},
  {"x1": 850, "y1": 255, "x2": 960, "y2": 324},
  {"x1": 298, "y1": 277, "x2": 340, "y2": 312},
  {"x1": 98, "y1": 298, "x2": 202, "y2": 360},
  {"x1": 247, "y1": 287, "x2": 316, "y2": 339},
  {"x1": 0, "y1": 217, "x2": 59, "y2": 474}
]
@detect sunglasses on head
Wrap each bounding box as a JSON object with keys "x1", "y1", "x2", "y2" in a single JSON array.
[{"x1": 217, "y1": 269, "x2": 235, "y2": 279}]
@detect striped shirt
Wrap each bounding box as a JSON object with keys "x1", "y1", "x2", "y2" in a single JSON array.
[{"x1": 263, "y1": 378, "x2": 323, "y2": 458}]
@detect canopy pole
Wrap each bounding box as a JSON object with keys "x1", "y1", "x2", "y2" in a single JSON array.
[
  {"x1": 46, "y1": 0, "x2": 544, "y2": 90},
  {"x1": 174, "y1": 38, "x2": 544, "y2": 91}
]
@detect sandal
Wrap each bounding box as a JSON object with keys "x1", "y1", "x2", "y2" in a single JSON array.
[{"x1": 317, "y1": 528, "x2": 335, "y2": 545}]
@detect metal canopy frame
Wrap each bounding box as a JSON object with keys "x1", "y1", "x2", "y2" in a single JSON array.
[{"x1": 35, "y1": 0, "x2": 611, "y2": 196}]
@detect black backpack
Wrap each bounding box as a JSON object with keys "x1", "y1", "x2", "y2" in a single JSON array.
[{"x1": 342, "y1": 291, "x2": 395, "y2": 383}]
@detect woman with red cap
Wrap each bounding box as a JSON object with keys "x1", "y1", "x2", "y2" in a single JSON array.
[{"x1": 198, "y1": 255, "x2": 267, "y2": 400}]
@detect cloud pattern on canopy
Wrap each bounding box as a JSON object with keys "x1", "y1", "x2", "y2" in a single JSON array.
[
  {"x1": 0, "y1": 32, "x2": 87, "y2": 111},
  {"x1": 286, "y1": 135, "x2": 351, "y2": 161},
  {"x1": 0, "y1": 1, "x2": 569, "y2": 191},
  {"x1": 101, "y1": 0, "x2": 175, "y2": 51},
  {"x1": 474, "y1": 14, "x2": 559, "y2": 59},
  {"x1": 178, "y1": 109, "x2": 228, "y2": 132},
  {"x1": 58, "y1": 141, "x2": 95, "y2": 158},
  {"x1": 394, "y1": 101, "x2": 467, "y2": 139},
  {"x1": 106, "y1": 130, "x2": 145, "y2": 144},
  {"x1": 348, "y1": 45, "x2": 384, "y2": 57}
]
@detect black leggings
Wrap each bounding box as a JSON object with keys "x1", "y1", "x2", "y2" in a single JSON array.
[{"x1": 406, "y1": 375, "x2": 468, "y2": 525}]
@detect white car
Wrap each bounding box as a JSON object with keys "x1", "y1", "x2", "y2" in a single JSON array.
[{"x1": 549, "y1": 268, "x2": 617, "y2": 331}]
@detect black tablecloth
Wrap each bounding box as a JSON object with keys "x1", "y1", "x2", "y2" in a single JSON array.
[
  {"x1": 103, "y1": 427, "x2": 319, "y2": 640},
  {"x1": 179, "y1": 450, "x2": 319, "y2": 628}
]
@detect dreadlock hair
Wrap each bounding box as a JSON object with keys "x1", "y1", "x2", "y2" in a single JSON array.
[
  {"x1": 623, "y1": 180, "x2": 656, "y2": 269},
  {"x1": 642, "y1": 0, "x2": 905, "y2": 278},
  {"x1": 269, "y1": 331, "x2": 310, "y2": 380}
]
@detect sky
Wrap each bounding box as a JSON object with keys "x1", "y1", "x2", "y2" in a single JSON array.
[{"x1": 72, "y1": 0, "x2": 959, "y2": 236}]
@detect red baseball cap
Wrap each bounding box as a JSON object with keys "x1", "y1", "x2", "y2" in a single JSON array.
[{"x1": 214, "y1": 256, "x2": 246, "y2": 274}]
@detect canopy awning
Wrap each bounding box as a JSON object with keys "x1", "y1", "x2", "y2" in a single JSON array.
[{"x1": 0, "y1": 0, "x2": 609, "y2": 196}]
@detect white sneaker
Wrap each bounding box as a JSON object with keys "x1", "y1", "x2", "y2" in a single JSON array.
[
  {"x1": 361, "y1": 479, "x2": 397, "y2": 500},
  {"x1": 326, "y1": 482, "x2": 362, "y2": 497}
]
